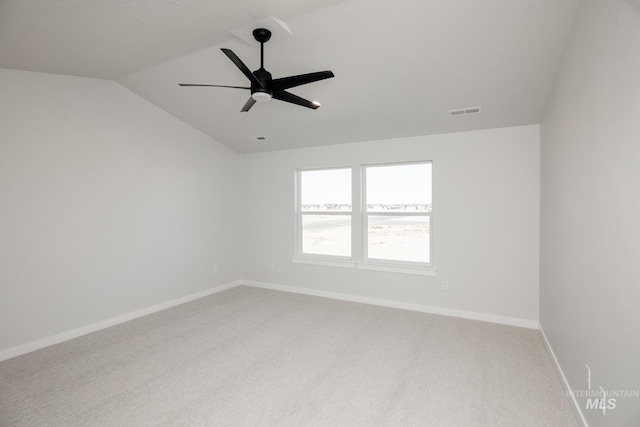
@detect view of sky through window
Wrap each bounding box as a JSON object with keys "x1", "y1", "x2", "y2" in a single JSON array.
[
  {"x1": 301, "y1": 168, "x2": 351, "y2": 207},
  {"x1": 366, "y1": 163, "x2": 432, "y2": 207},
  {"x1": 301, "y1": 164, "x2": 432, "y2": 208}
]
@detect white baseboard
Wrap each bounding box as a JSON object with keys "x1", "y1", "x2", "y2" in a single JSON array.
[
  {"x1": 0, "y1": 280, "x2": 240, "y2": 362},
  {"x1": 1, "y1": 279, "x2": 539, "y2": 363},
  {"x1": 240, "y1": 280, "x2": 539, "y2": 329},
  {"x1": 539, "y1": 325, "x2": 589, "y2": 427}
]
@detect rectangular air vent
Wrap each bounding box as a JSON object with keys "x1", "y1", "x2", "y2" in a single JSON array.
[
  {"x1": 248, "y1": 136, "x2": 268, "y2": 142},
  {"x1": 449, "y1": 106, "x2": 482, "y2": 117}
]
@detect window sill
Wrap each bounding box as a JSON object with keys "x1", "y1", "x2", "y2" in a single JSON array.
[
  {"x1": 292, "y1": 256, "x2": 355, "y2": 269},
  {"x1": 356, "y1": 262, "x2": 437, "y2": 276},
  {"x1": 291, "y1": 256, "x2": 437, "y2": 276}
]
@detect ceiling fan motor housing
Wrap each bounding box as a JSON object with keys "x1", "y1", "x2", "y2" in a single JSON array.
[{"x1": 251, "y1": 67, "x2": 273, "y2": 101}]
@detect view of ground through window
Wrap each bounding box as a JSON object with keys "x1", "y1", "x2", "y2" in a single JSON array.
[{"x1": 302, "y1": 209, "x2": 431, "y2": 261}]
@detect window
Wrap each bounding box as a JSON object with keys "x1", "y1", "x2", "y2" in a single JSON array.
[
  {"x1": 297, "y1": 168, "x2": 351, "y2": 258},
  {"x1": 364, "y1": 162, "x2": 432, "y2": 266},
  {"x1": 295, "y1": 162, "x2": 433, "y2": 274}
]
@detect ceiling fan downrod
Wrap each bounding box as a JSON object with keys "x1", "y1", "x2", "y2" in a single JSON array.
[{"x1": 253, "y1": 28, "x2": 272, "y2": 70}]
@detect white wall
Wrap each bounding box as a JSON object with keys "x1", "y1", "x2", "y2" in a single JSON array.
[
  {"x1": 540, "y1": 0, "x2": 640, "y2": 425},
  {"x1": 0, "y1": 69, "x2": 241, "y2": 353},
  {"x1": 242, "y1": 125, "x2": 540, "y2": 324}
]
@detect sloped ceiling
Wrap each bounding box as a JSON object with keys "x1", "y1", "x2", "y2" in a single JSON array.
[{"x1": 0, "y1": 0, "x2": 581, "y2": 153}]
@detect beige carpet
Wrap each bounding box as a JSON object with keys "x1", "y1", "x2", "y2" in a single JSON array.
[{"x1": 0, "y1": 286, "x2": 577, "y2": 426}]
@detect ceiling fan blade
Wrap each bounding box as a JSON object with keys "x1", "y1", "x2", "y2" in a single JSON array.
[
  {"x1": 272, "y1": 71, "x2": 334, "y2": 91},
  {"x1": 272, "y1": 91, "x2": 320, "y2": 109},
  {"x1": 241, "y1": 97, "x2": 257, "y2": 112},
  {"x1": 179, "y1": 83, "x2": 250, "y2": 89},
  {"x1": 221, "y1": 48, "x2": 265, "y2": 89}
]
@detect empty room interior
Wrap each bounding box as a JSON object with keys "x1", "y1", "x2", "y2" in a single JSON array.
[{"x1": 1, "y1": 0, "x2": 639, "y2": 426}]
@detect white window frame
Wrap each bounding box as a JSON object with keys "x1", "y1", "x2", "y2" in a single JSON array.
[
  {"x1": 294, "y1": 167, "x2": 353, "y2": 263},
  {"x1": 361, "y1": 161, "x2": 433, "y2": 270},
  {"x1": 292, "y1": 162, "x2": 435, "y2": 276}
]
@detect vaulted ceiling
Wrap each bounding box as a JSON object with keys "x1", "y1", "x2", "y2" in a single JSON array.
[{"x1": 0, "y1": 0, "x2": 581, "y2": 153}]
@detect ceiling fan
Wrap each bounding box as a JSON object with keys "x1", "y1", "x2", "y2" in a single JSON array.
[{"x1": 179, "y1": 28, "x2": 335, "y2": 112}]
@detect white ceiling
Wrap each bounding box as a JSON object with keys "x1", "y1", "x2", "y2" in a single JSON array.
[{"x1": 0, "y1": 0, "x2": 581, "y2": 153}]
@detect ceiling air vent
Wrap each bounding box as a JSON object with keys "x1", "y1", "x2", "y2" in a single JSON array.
[
  {"x1": 248, "y1": 136, "x2": 268, "y2": 142},
  {"x1": 449, "y1": 106, "x2": 482, "y2": 117}
]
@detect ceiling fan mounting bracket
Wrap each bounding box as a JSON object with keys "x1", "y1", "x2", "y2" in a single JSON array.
[{"x1": 253, "y1": 28, "x2": 272, "y2": 44}]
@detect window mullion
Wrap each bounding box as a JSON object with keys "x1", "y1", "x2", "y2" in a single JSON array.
[
  {"x1": 364, "y1": 211, "x2": 430, "y2": 216},
  {"x1": 301, "y1": 211, "x2": 352, "y2": 216}
]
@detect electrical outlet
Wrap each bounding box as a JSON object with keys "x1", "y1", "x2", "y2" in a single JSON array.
[
  {"x1": 268, "y1": 262, "x2": 275, "y2": 271},
  {"x1": 441, "y1": 281, "x2": 449, "y2": 291},
  {"x1": 213, "y1": 265, "x2": 219, "y2": 274},
  {"x1": 585, "y1": 364, "x2": 591, "y2": 390}
]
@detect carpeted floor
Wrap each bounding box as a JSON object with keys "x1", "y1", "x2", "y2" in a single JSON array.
[{"x1": 0, "y1": 286, "x2": 577, "y2": 426}]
